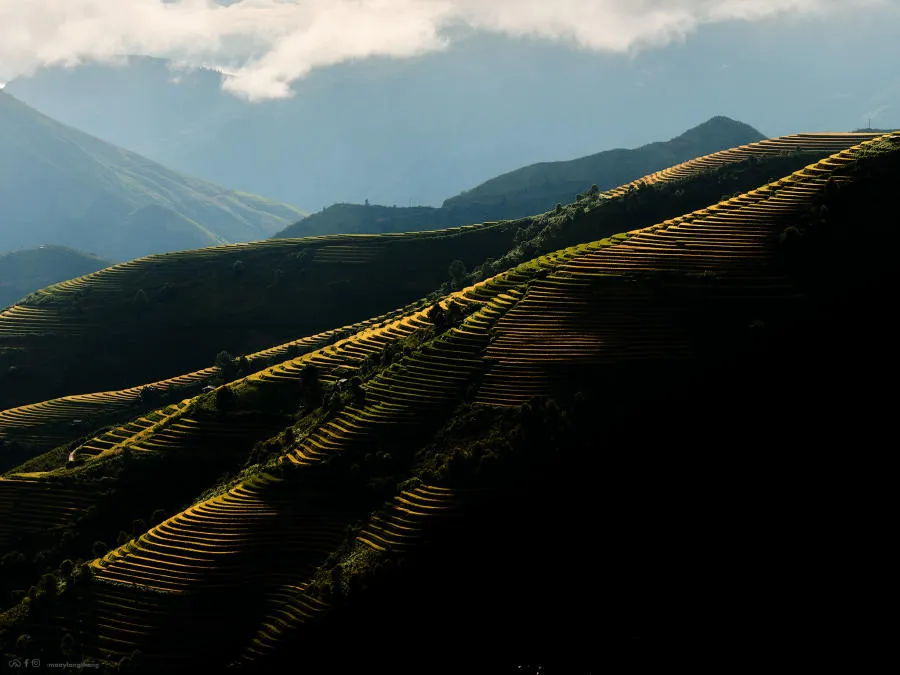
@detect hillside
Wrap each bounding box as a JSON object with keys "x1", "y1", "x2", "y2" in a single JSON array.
[
  {"x1": 0, "y1": 91, "x2": 306, "y2": 261},
  {"x1": 0, "y1": 131, "x2": 895, "y2": 672},
  {"x1": 0, "y1": 132, "x2": 877, "y2": 415},
  {"x1": 0, "y1": 246, "x2": 110, "y2": 310},
  {"x1": 275, "y1": 116, "x2": 766, "y2": 238},
  {"x1": 441, "y1": 115, "x2": 766, "y2": 219}
]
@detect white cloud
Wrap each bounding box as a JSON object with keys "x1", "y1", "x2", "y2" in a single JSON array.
[{"x1": 0, "y1": 0, "x2": 884, "y2": 101}]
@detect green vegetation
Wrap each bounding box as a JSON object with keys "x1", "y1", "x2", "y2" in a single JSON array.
[
  {"x1": 0, "y1": 137, "x2": 866, "y2": 414},
  {"x1": 0, "y1": 131, "x2": 896, "y2": 673},
  {"x1": 0, "y1": 91, "x2": 306, "y2": 262}
]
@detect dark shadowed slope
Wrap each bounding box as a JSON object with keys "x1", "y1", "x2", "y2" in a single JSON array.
[
  {"x1": 0, "y1": 91, "x2": 306, "y2": 261},
  {"x1": 0, "y1": 246, "x2": 111, "y2": 309},
  {"x1": 276, "y1": 116, "x2": 764, "y2": 238},
  {"x1": 0, "y1": 132, "x2": 894, "y2": 674},
  {"x1": 0, "y1": 132, "x2": 877, "y2": 415}
]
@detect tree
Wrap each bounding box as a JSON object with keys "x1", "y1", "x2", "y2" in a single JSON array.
[
  {"x1": 92, "y1": 541, "x2": 109, "y2": 557},
  {"x1": 39, "y1": 572, "x2": 57, "y2": 599},
  {"x1": 300, "y1": 364, "x2": 322, "y2": 409},
  {"x1": 215, "y1": 351, "x2": 238, "y2": 382},
  {"x1": 72, "y1": 563, "x2": 91, "y2": 585},
  {"x1": 350, "y1": 377, "x2": 366, "y2": 407},
  {"x1": 445, "y1": 299, "x2": 464, "y2": 328},
  {"x1": 448, "y1": 259, "x2": 467, "y2": 289},
  {"x1": 58, "y1": 559, "x2": 74, "y2": 579},
  {"x1": 327, "y1": 391, "x2": 343, "y2": 414},
  {"x1": 139, "y1": 386, "x2": 160, "y2": 405},
  {"x1": 427, "y1": 303, "x2": 447, "y2": 330},
  {"x1": 215, "y1": 386, "x2": 237, "y2": 410},
  {"x1": 237, "y1": 355, "x2": 251, "y2": 377}
]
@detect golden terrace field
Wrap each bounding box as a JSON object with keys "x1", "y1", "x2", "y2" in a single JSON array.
[
  {"x1": 0, "y1": 131, "x2": 896, "y2": 672},
  {"x1": 0, "y1": 130, "x2": 881, "y2": 458}
]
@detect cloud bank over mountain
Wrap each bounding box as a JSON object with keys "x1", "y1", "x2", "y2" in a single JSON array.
[{"x1": 0, "y1": 0, "x2": 884, "y2": 100}]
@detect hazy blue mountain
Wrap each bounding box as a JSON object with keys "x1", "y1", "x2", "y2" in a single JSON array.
[
  {"x1": 0, "y1": 245, "x2": 110, "y2": 309},
  {"x1": 0, "y1": 91, "x2": 306, "y2": 261},
  {"x1": 275, "y1": 116, "x2": 765, "y2": 238},
  {"x1": 6, "y1": 13, "x2": 898, "y2": 210},
  {"x1": 441, "y1": 116, "x2": 765, "y2": 220}
]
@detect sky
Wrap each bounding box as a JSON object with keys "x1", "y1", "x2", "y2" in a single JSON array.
[
  {"x1": 0, "y1": 0, "x2": 889, "y2": 101},
  {"x1": 3, "y1": 0, "x2": 898, "y2": 208}
]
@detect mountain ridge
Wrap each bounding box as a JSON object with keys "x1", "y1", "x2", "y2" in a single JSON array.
[
  {"x1": 0, "y1": 91, "x2": 307, "y2": 261},
  {"x1": 275, "y1": 116, "x2": 765, "y2": 239}
]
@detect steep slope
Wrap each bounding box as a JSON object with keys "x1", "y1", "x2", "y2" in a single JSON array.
[
  {"x1": 275, "y1": 116, "x2": 766, "y2": 238},
  {"x1": 0, "y1": 131, "x2": 894, "y2": 673},
  {"x1": 0, "y1": 133, "x2": 879, "y2": 417},
  {"x1": 0, "y1": 91, "x2": 305, "y2": 261},
  {"x1": 0, "y1": 246, "x2": 110, "y2": 310}
]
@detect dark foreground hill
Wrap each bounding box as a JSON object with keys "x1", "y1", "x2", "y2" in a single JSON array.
[
  {"x1": 0, "y1": 91, "x2": 305, "y2": 261},
  {"x1": 0, "y1": 132, "x2": 875, "y2": 414},
  {"x1": 0, "y1": 246, "x2": 110, "y2": 310},
  {"x1": 0, "y1": 131, "x2": 895, "y2": 673},
  {"x1": 275, "y1": 116, "x2": 765, "y2": 238}
]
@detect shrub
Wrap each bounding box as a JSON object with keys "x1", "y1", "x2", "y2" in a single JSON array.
[
  {"x1": 139, "y1": 386, "x2": 160, "y2": 405},
  {"x1": 58, "y1": 559, "x2": 74, "y2": 578},
  {"x1": 215, "y1": 386, "x2": 237, "y2": 411},
  {"x1": 427, "y1": 303, "x2": 447, "y2": 330},
  {"x1": 448, "y1": 259, "x2": 467, "y2": 288},
  {"x1": 215, "y1": 351, "x2": 238, "y2": 382},
  {"x1": 350, "y1": 377, "x2": 366, "y2": 407}
]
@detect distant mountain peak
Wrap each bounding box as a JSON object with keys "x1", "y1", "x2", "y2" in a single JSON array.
[
  {"x1": 675, "y1": 116, "x2": 767, "y2": 142},
  {"x1": 0, "y1": 94, "x2": 305, "y2": 261}
]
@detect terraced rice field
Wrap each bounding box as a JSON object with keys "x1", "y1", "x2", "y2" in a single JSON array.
[
  {"x1": 604, "y1": 132, "x2": 884, "y2": 198},
  {"x1": 1, "y1": 131, "x2": 877, "y2": 453},
  {"x1": 356, "y1": 485, "x2": 467, "y2": 553},
  {"x1": 2, "y1": 130, "x2": 896, "y2": 671},
  {"x1": 0, "y1": 294, "x2": 429, "y2": 454},
  {"x1": 237, "y1": 485, "x2": 477, "y2": 665},
  {"x1": 0, "y1": 230, "x2": 495, "y2": 335},
  {"x1": 0, "y1": 476, "x2": 100, "y2": 549},
  {"x1": 476, "y1": 132, "x2": 898, "y2": 406},
  {"x1": 59, "y1": 473, "x2": 352, "y2": 667}
]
